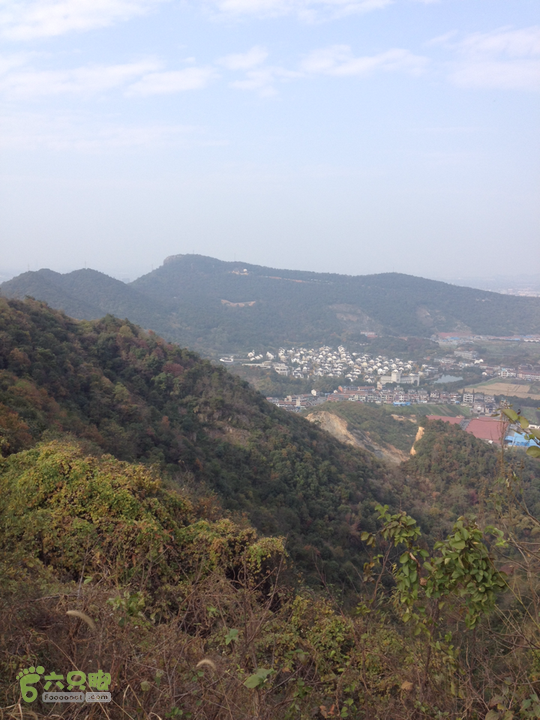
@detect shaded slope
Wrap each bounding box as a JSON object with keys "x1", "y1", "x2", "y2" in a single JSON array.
[
  {"x1": 400, "y1": 419, "x2": 540, "y2": 536},
  {"x1": 3, "y1": 255, "x2": 540, "y2": 356},
  {"x1": 0, "y1": 269, "x2": 102, "y2": 319},
  {"x1": 0, "y1": 440, "x2": 283, "y2": 601},
  {"x1": 1, "y1": 268, "x2": 171, "y2": 334},
  {"x1": 130, "y1": 255, "x2": 540, "y2": 351},
  {"x1": 0, "y1": 297, "x2": 393, "y2": 584}
]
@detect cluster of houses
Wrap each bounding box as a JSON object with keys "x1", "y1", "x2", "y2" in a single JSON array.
[
  {"x1": 267, "y1": 387, "x2": 496, "y2": 414},
  {"x1": 497, "y1": 366, "x2": 540, "y2": 381},
  {"x1": 235, "y1": 345, "x2": 540, "y2": 385},
  {"x1": 239, "y1": 346, "x2": 421, "y2": 383},
  {"x1": 434, "y1": 354, "x2": 540, "y2": 381}
]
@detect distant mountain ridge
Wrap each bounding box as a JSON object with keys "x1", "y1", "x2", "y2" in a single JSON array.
[
  {"x1": 0, "y1": 267, "x2": 172, "y2": 335},
  {"x1": 2, "y1": 255, "x2": 540, "y2": 353}
]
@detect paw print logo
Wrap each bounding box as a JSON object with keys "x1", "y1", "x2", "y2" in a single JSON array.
[{"x1": 16, "y1": 666, "x2": 45, "y2": 703}]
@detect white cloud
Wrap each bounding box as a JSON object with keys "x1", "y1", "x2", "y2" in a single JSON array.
[
  {"x1": 219, "y1": 46, "x2": 268, "y2": 70},
  {"x1": 0, "y1": 52, "x2": 32, "y2": 75},
  {"x1": 451, "y1": 59, "x2": 540, "y2": 91},
  {"x1": 126, "y1": 66, "x2": 217, "y2": 95},
  {"x1": 230, "y1": 65, "x2": 299, "y2": 96},
  {"x1": 0, "y1": 111, "x2": 201, "y2": 151},
  {"x1": 206, "y1": 0, "x2": 392, "y2": 21},
  {"x1": 449, "y1": 26, "x2": 540, "y2": 91},
  {"x1": 301, "y1": 45, "x2": 428, "y2": 76},
  {"x1": 426, "y1": 31, "x2": 457, "y2": 47},
  {"x1": 460, "y1": 26, "x2": 540, "y2": 59},
  {"x1": 0, "y1": 58, "x2": 161, "y2": 97},
  {"x1": 0, "y1": 0, "x2": 167, "y2": 41}
]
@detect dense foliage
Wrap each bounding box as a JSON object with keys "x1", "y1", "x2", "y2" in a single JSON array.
[
  {"x1": 1, "y1": 437, "x2": 538, "y2": 720},
  {"x1": 0, "y1": 441, "x2": 284, "y2": 609},
  {"x1": 0, "y1": 298, "x2": 396, "y2": 586},
  {"x1": 402, "y1": 419, "x2": 540, "y2": 534},
  {"x1": 2, "y1": 299, "x2": 540, "y2": 718}
]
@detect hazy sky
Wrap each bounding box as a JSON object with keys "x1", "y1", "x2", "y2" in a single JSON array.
[{"x1": 1, "y1": 0, "x2": 539, "y2": 281}]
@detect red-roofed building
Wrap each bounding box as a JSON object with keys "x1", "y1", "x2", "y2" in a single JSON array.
[
  {"x1": 465, "y1": 418, "x2": 507, "y2": 443},
  {"x1": 427, "y1": 415, "x2": 508, "y2": 444}
]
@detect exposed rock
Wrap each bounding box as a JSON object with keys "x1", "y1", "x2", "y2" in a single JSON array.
[{"x1": 306, "y1": 411, "x2": 408, "y2": 465}]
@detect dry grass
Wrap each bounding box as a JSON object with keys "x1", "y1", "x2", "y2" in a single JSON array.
[{"x1": 465, "y1": 382, "x2": 540, "y2": 399}]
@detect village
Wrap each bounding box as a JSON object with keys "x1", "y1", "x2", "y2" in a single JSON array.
[
  {"x1": 223, "y1": 345, "x2": 423, "y2": 382},
  {"x1": 219, "y1": 343, "x2": 540, "y2": 419},
  {"x1": 265, "y1": 386, "x2": 497, "y2": 414}
]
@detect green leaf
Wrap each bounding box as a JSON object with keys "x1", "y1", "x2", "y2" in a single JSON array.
[
  {"x1": 140, "y1": 681, "x2": 151, "y2": 692},
  {"x1": 244, "y1": 675, "x2": 263, "y2": 689},
  {"x1": 527, "y1": 446, "x2": 540, "y2": 458},
  {"x1": 485, "y1": 710, "x2": 500, "y2": 720},
  {"x1": 225, "y1": 628, "x2": 239, "y2": 645},
  {"x1": 244, "y1": 668, "x2": 273, "y2": 689},
  {"x1": 501, "y1": 409, "x2": 518, "y2": 422}
]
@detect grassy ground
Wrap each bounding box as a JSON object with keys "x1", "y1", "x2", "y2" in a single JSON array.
[
  {"x1": 385, "y1": 403, "x2": 471, "y2": 418},
  {"x1": 464, "y1": 378, "x2": 540, "y2": 400}
]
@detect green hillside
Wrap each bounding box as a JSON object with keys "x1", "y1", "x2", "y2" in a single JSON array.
[
  {"x1": 2, "y1": 299, "x2": 540, "y2": 718},
  {"x1": 0, "y1": 437, "x2": 503, "y2": 720},
  {"x1": 130, "y1": 255, "x2": 540, "y2": 348},
  {"x1": 0, "y1": 297, "x2": 394, "y2": 586},
  {"x1": 304, "y1": 402, "x2": 419, "y2": 454},
  {"x1": 3, "y1": 254, "x2": 540, "y2": 355},
  {"x1": 0, "y1": 268, "x2": 172, "y2": 334}
]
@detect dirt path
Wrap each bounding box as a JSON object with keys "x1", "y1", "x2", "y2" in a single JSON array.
[{"x1": 410, "y1": 426, "x2": 425, "y2": 456}]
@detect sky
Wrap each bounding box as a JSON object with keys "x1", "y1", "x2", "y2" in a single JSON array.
[{"x1": 0, "y1": 0, "x2": 539, "y2": 282}]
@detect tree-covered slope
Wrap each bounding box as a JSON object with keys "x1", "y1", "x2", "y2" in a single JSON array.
[
  {"x1": 2, "y1": 301, "x2": 540, "y2": 719},
  {"x1": 130, "y1": 254, "x2": 540, "y2": 348},
  {"x1": 400, "y1": 419, "x2": 540, "y2": 536},
  {"x1": 0, "y1": 439, "x2": 487, "y2": 720},
  {"x1": 3, "y1": 254, "x2": 540, "y2": 355},
  {"x1": 0, "y1": 268, "x2": 171, "y2": 333},
  {"x1": 0, "y1": 297, "x2": 393, "y2": 584}
]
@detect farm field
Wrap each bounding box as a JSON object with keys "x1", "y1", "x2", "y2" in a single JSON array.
[
  {"x1": 465, "y1": 379, "x2": 540, "y2": 399},
  {"x1": 385, "y1": 403, "x2": 472, "y2": 418}
]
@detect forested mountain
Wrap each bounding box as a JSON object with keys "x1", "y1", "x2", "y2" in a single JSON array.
[
  {"x1": 2, "y1": 254, "x2": 540, "y2": 355},
  {"x1": 0, "y1": 297, "x2": 393, "y2": 586},
  {"x1": 2, "y1": 297, "x2": 540, "y2": 718},
  {"x1": 0, "y1": 268, "x2": 171, "y2": 334}
]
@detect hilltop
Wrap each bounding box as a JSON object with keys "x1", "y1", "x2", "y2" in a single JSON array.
[
  {"x1": 0, "y1": 268, "x2": 171, "y2": 334},
  {"x1": 2, "y1": 254, "x2": 540, "y2": 355}
]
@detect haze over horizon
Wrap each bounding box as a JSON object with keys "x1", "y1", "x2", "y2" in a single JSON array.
[{"x1": 1, "y1": 0, "x2": 539, "y2": 281}]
